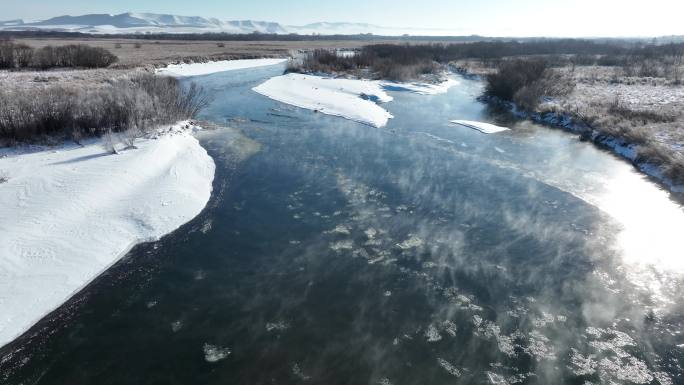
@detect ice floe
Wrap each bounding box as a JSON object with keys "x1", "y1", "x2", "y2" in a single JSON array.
[
  {"x1": 253, "y1": 73, "x2": 394, "y2": 128},
  {"x1": 253, "y1": 74, "x2": 457, "y2": 128},
  {"x1": 203, "y1": 343, "x2": 231, "y2": 362},
  {"x1": 450, "y1": 120, "x2": 510, "y2": 134}
]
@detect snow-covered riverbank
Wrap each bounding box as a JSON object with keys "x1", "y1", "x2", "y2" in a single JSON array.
[
  {"x1": 0, "y1": 122, "x2": 215, "y2": 348},
  {"x1": 157, "y1": 58, "x2": 288, "y2": 77},
  {"x1": 481, "y1": 95, "x2": 684, "y2": 195},
  {"x1": 252, "y1": 73, "x2": 457, "y2": 128}
]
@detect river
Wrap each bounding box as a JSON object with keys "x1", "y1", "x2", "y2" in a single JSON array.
[{"x1": 1, "y1": 63, "x2": 683, "y2": 385}]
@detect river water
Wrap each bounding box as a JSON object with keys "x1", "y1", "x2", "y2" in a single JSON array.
[{"x1": 1, "y1": 64, "x2": 683, "y2": 384}]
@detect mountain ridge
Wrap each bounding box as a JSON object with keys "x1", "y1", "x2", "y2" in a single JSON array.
[{"x1": 0, "y1": 12, "x2": 460, "y2": 36}]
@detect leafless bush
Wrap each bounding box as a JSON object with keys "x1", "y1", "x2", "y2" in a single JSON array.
[
  {"x1": 101, "y1": 130, "x2": 118, "y2": 154},
  {"x1": 0, "y1": 41, "x2": 33, "y2": 69},
  {"x1": 0, "y1": 42, "x2": 117, "y2": 69},
  {"x1": 485, "y1": 59, "x2": 575, "y2": 109},
  {"x1": 288, "y1": 46, "x2": 446, "y2": 81},
  {"x1": 0, "y1": 74, "x2": 209, "y2": 143},
  {"x1": 33, "y1": 45, "x2": 118, "y2": 69},
  {"x1": 216, "y1": 42, "x2": 225, "y2": 48},
  {"x1": 0, "y1": 170, "x2": 8, "y2": 184},
  {"x1": 134, "y1": 42, "x2": 142, "y2": 49},
  {"x1": 121, "y1": 126, "x2": 140, "y2": 149}
]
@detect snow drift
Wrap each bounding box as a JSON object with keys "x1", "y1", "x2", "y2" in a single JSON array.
[
  {"x1": 0, "y1": 123, "x2": 215, "y2": 348},
  {"x1": 451, "y1": 120, "x2": 509, "y2": 134},
  {"x1": 157, "y1": 58, "x2": 287, "y2": 77},
  {"x1": 253, "y1": 74, "x2": 395, "y2": 128},
  {"x1": 252, "y1": 74, "x2": 457, "y2": 128}
]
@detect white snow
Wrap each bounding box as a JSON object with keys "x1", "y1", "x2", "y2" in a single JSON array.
[
  {"x1": 381, "y1": 78, "x2": 458, "y2": 95},
  {"x1": 252, "y1": 74, "x2": 457, "y2": 128},
  {"x1": 253, "y1": 73, "x2": 394, "y2": 128},
  {"x1": 0, "y1": 122, "x2": 215, "y2": 348},
  {"x1": 157, "y1": 58, "x2": 287, "y2": 78},
  {"x1": 450, "y1": 120, "x2": 510, "y2": 134}
]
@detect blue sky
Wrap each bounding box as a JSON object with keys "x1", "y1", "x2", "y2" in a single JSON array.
[{"x1": 3, "y1": 0, "x2": 683, "y2": 37}]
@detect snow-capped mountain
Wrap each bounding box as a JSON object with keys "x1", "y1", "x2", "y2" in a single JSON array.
[
  {"x1": 0, "y1": 13, "x2": 288, "y2": 34},
  {"x1": 0, "y1": 12, "x2": 464, "y2": 36}
]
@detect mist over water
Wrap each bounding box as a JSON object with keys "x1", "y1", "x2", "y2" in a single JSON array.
[{"x1": 1, "y1": 64, "x2": 683, "y2": 385}]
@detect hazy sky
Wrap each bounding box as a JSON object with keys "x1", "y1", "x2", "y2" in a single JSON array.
[{"x1": 2, "y1": 0, "x2": 683, "y2": 37}]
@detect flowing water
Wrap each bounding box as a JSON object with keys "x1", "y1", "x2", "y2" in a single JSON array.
[{"x1": 2, "y1": 64, "x2": 683, "y2": 385}]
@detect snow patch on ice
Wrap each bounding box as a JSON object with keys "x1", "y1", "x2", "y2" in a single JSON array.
[
  {"x1": 381, "y1": 78, "x2": 458, "y2": 95},
  {"x1": 253, "y1": 73, "x2": 394, "y2": 128},
  {"x1": 253, "y1": 74, "x2": 458, "y2": 128},
  {"x1": 451, "y1": 120, "x2": 510, "y2": 134}
]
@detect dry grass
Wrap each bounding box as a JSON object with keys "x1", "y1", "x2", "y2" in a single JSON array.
[
  {"x1": 459, "y1": 56, "x2": 684, "y2": 184},
  {"x1": 0, "y1": 73, "x2": 209, "y2": 145},
  {"x1": 12, "y1": 37, "x2": 385, "y2": 68}
]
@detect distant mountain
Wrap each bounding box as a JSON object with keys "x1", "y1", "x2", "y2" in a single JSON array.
[
  {"x1": 288, "y1": 22, "x2": 467, "y2": 36},
  {"x1": 0, "y1": 12, "x2": 465, "y2": 36},
  {"x1": 0, "y1": 13, "x2": 289, "y2": 34},
  {"x1": 0, "y1": 19, "x2": 25, "y2": 26}
]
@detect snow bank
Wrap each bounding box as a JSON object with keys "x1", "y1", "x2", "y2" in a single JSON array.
[
  {"x1": 450, "y1": 120, "x2": 509, "y2": 134},
  {"x1": 253, "y1": 73, "x2": 394, "y2": 128},
  {"x1": 157, "y1": 58, "x2": 287, "y2": 77},
  {"x1": 0, "y1": 122, "x2": 215, "y2": 348},
  {"x1": 381, "y1": 78, "x2": 458, "y2": 95}
]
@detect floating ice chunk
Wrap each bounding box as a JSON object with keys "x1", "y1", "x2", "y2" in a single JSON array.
[
  {"x1": 292, "y1": 363, "x2": 311, "y2": 380},
  {"x1": 171, "y1": 320, "x2": 183, "y2": 332},
  {"x1": 327, "y1": 224, "x2": 351, "y2": 235},
  {"x1": 203, "y1": 343, "x2": 231, "y2": 363},
  {"x1": 486, "y1": 372, "x2": 508, "y2": 385},
  {"x1": 437, "y1": 358, "x2": 461, "y2": 376},
  {"x1": 425, "y1": 324, "x2": 442, "y2": 342},
  {"x1": 451, "y1": 120, "x2": 509, "y2": 134},
  {"x1": 442, "y1": 320, "x2": 458, "y2": 337},
  {"x1": 364, "y1": 228, "x2": 378, "y2": 239},
  {"x1": 330, "y1": 240, "x2": 354, "y2": 251},
  {"x1": 396, "y1": 235, "x2": 424, "y2": 249},
  {"x1": 266, "y1": 321, "x2": 290, "y2": 332}
]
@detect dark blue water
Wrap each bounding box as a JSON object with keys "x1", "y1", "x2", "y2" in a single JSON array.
[{"x1": 1, "y1": 64, "x2": 683, "y2": 385}]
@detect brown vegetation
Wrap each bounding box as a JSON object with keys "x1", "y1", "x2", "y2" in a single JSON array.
[
  {"x1": 485, "y1": 59, "x2": 575, "y2": 109},
  {"x1": 0, "y1": 74, "x2": 209, "y2": 144},
  {"x1": 0, "y1": 41, "x2": 117, "y2": 69}
]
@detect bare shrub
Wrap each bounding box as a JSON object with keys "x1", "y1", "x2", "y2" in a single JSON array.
[
  {"x1": 216, "y1": 42, "x2": 225, "y2": 48},
  {"x1": 485, "y1": 59, "x2": 575, "y2": 109},
  {"x1": 134, "y1": 42, "x2": 142, "y2": 49},
  {"x1": 33, "y1": 45, "x2": 118, "y2": 69},
  {"x1": 0, "y1": 74, "x2": 209, "y2": 143},
  {"x1": 101, "y1": 130, "x2": 118, "y2": 154},
  {"x1": 1, "y1": 42, "x2": 117, "y2": 69},
  {"x1": 0, "y1": 41, "x2": 33, "y2": 69},
  {"x1": 114, "y1": 43, "x2": 122, "y2": 49},
  {"x1": 288, "y1": 46, "x2": 446, "y2": 81},
  {"x1": 121, "y1": 126, "x2": 140, "y2": 149}
]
